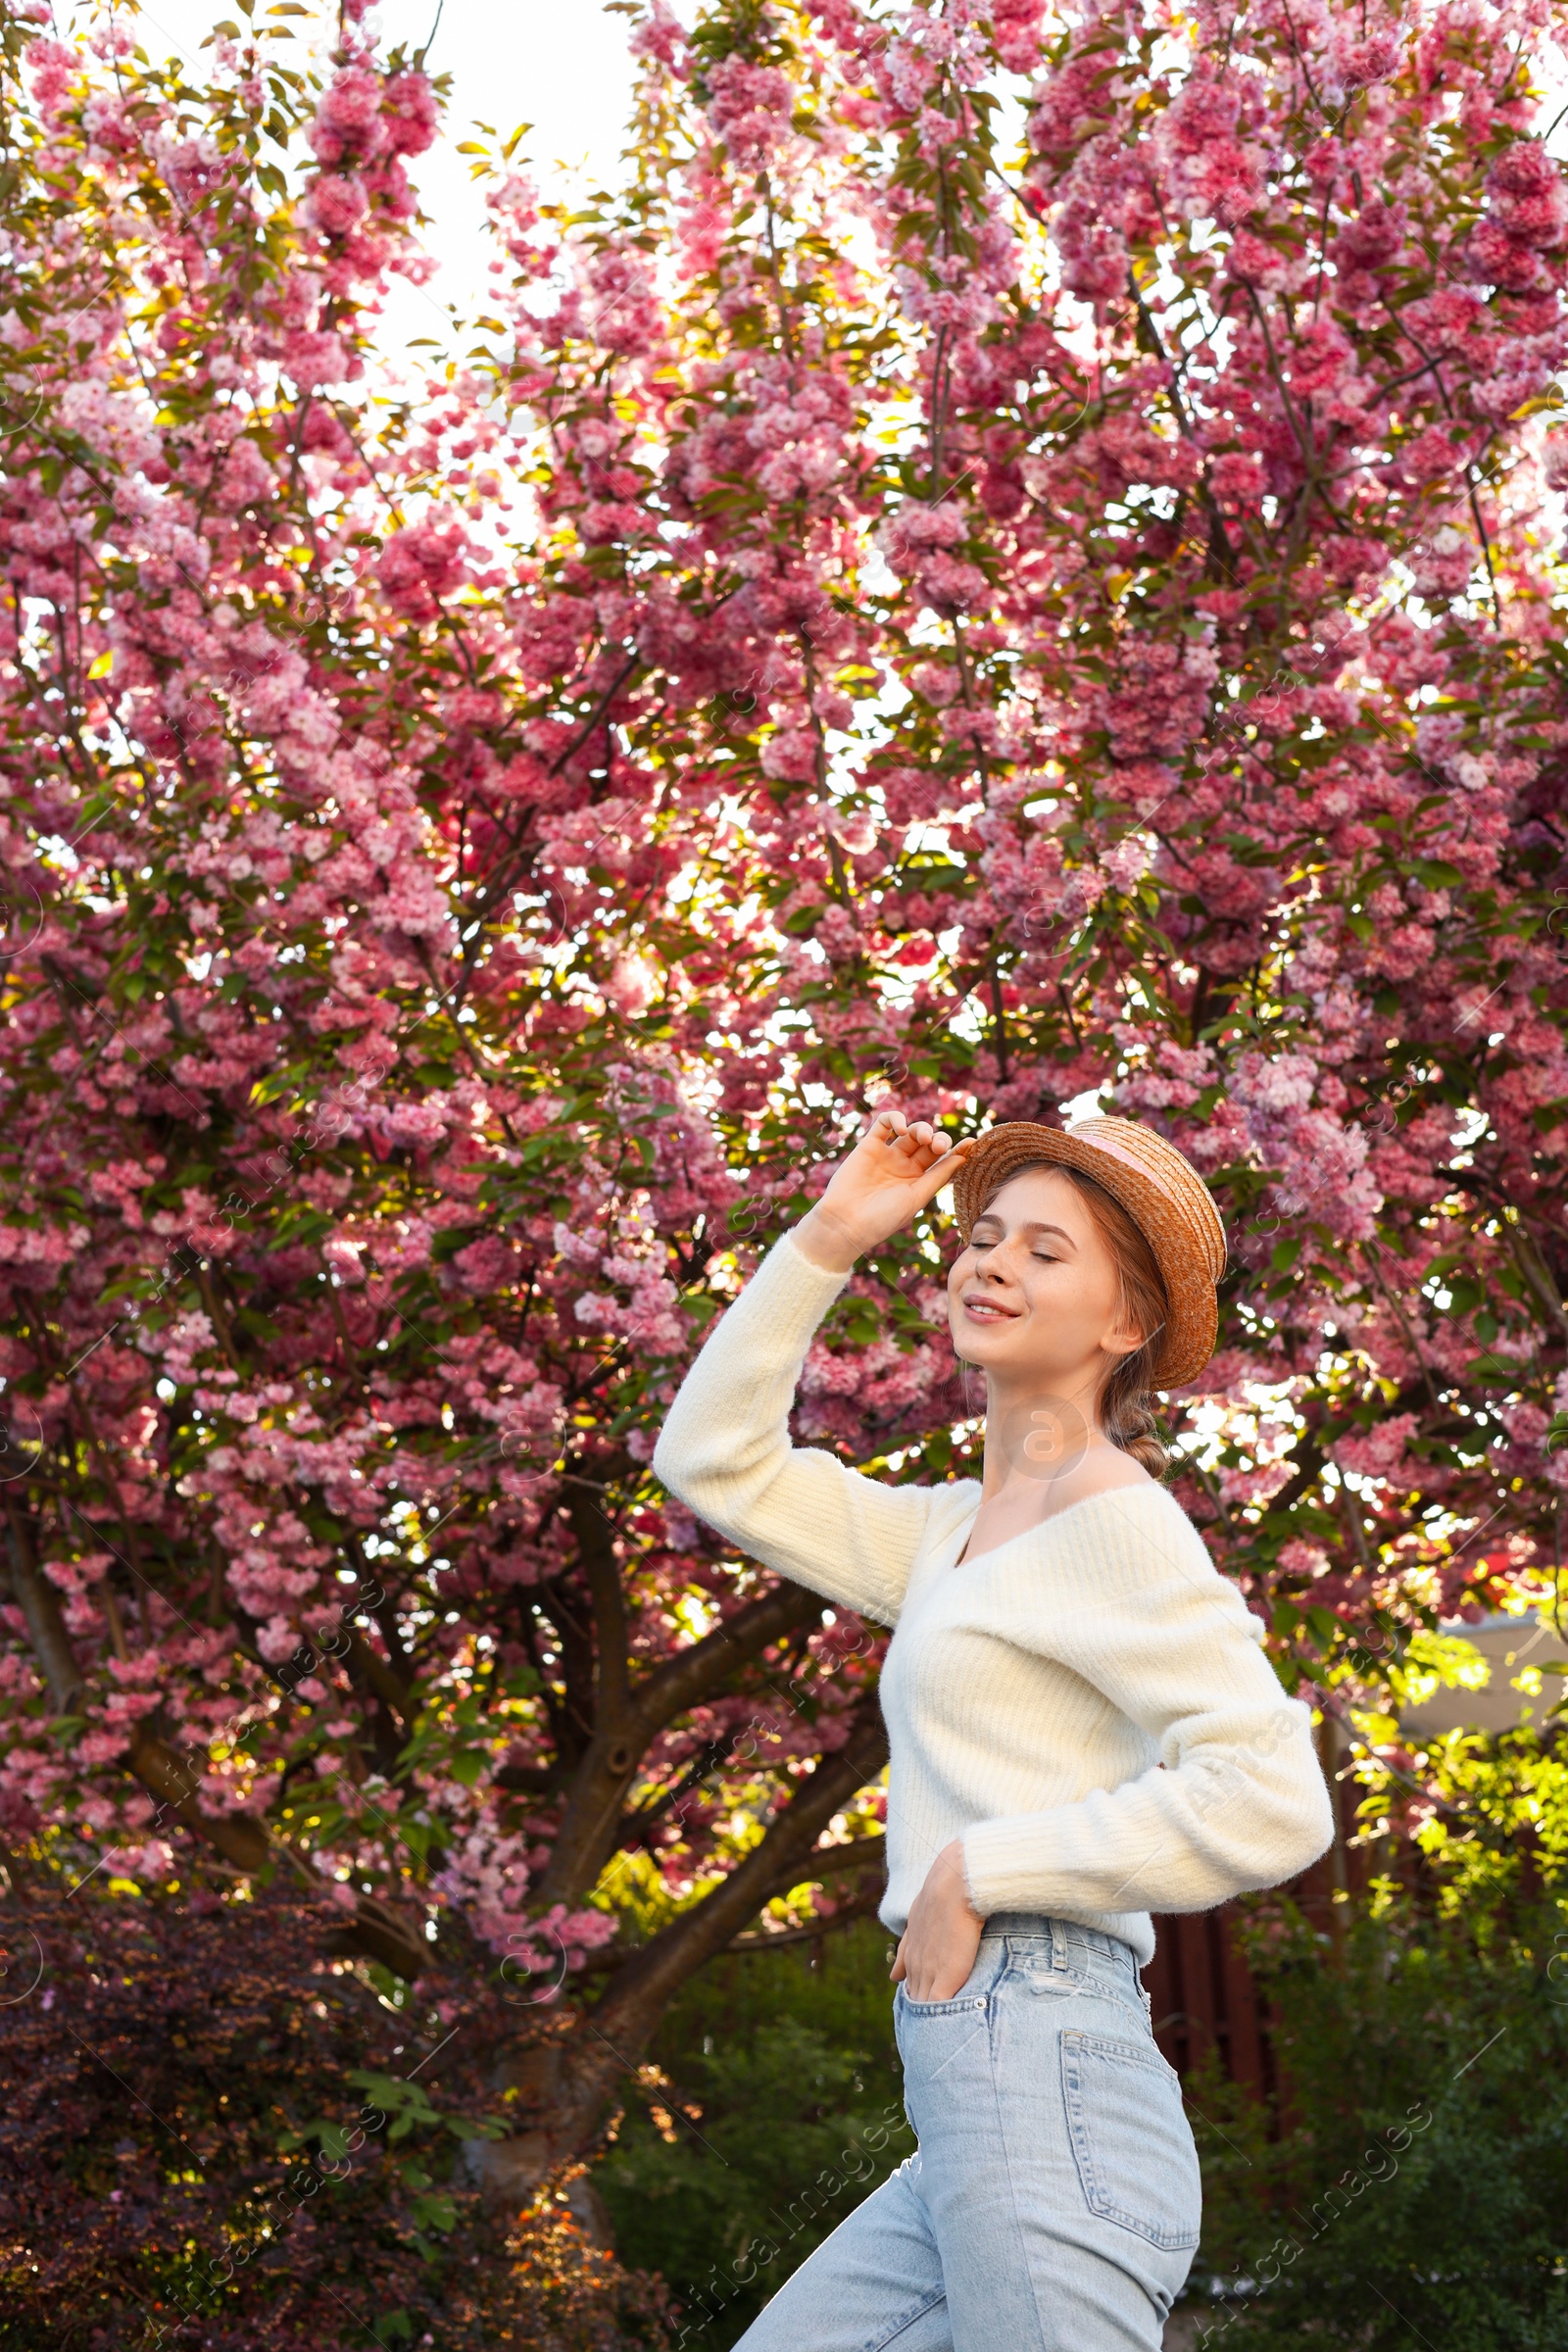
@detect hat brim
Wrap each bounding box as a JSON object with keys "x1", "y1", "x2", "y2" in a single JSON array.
[{"x1": 950, "y1": 1121, "x2": 1224, "y2": 1390}]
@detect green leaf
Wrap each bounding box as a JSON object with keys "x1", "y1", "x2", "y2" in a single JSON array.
[
  {"x1": 922, "y1": 1428, "x2": 953, "y2": 1476},
  {"x1": 250, "y1": 1063, "x2": 309, "y2": 1106}
]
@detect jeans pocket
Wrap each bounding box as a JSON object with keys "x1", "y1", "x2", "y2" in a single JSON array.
[
  {"x1": 895, "y1": 1984, "x2": 992, "y2": 2140},
  {"x1": 1060, "y1": 2028, "x2": 1201, "y2": 2251},
  {"x1": 895, "y1": 1984, "x2": 990, "y2": 2018}
]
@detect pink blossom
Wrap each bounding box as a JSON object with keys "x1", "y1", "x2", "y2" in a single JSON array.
[
  {"x1": 0, "y1": 0, "x2": 1559, "y2": 2067},
  {"x1": 705, "y1": 55, "x2": 795, "y2": 169},
  {"x1": 382, "y1": 70, "x2": 439, "y2": 157},
  {"x1": 282, "y1": 329, "x2": 349, "y2": 388},
  {"x1": 376, "y1": 517, "x2": 473, "y2": 620},
  {"x1": 305, "y1": 172, "x2": 369, "y2": 237},
  {"x1": 310, "y1": 65, "x2": 388, "y2": 166}
]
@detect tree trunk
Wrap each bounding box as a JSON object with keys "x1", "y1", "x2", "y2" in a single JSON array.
[{"x1": 468, "y1": 1709, "x2": 891, "y2": 2205}]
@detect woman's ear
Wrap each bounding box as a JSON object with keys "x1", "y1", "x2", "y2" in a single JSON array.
[{"x1": 1100, "y1": 1306, "x2": 1152, "y2": 1363}]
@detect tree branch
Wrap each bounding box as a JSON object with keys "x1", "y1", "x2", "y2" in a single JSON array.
[
  {"x1": 3, "y1": 1504, "x2": 82, "y2": 1711},
  {"x1": 568, "y1": 1486, "x2": 628, "y2": 1727},
  {"x1": 725, "y1": 1883, "x2": 885, "y2": 1953},
  {"x1": 124, "y1": 1729, "x2": 273, "y2": 1874},
  {"x1": 1, "y1": 1505, "x2": 426, "y2": 1970},
  {"x1": 624, "y1": 1575, "x2": 828, "y2": 1745},
  {"x1": 755, "y1": 1829, "x2": 886, "y2": 1904},
  {"x1": 588, "y1": 1709, "x2": 890, "y2": 2045},
  {"x1": 528, "y1": 1571, "x2": 832, "y2": 1912},
  {"x1": 574, "y1": 1834, "x2": 888, "y2": 1972},
  {"x1": 343, "y1": 1621, "x2": 417, "y2": 1726}
]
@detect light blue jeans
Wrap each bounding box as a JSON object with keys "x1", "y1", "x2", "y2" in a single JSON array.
[{"x1": 734, "y1": 1915, "x2": 1200, "y2": 2352}]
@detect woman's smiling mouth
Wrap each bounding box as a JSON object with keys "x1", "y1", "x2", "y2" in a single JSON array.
[{"x1": 961, "y1": 1296, "x2": 1021, "y2": 1322}]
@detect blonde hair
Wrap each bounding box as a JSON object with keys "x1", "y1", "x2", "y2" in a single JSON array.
[{"x1": 977, "y1": 1158, "x2": 1170, "y2": 1477}]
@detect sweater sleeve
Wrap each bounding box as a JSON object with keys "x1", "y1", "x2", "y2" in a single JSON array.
[
  {"x1": 652, "y1": 1230, "x2": 934, "y2": 1627},
  {"x1": 959, "y1": 1487, "x2": 1335, "y2": 1919}
]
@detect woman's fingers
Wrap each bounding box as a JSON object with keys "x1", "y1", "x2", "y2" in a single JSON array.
[
  {"x1": 899, "y1": 1139, "x2": 975, "y2": 1211},
  {"x1": 866, "y1": 1112, "x2": 978, "y2": 1188},
  {"x1": 873, "y1": 1113, "x2": 951, "y2": 1162}
]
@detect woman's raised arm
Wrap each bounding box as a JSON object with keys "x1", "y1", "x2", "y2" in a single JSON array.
[{"x1": 653, "y1": 1113, "x2": 975, "y2": 1625}]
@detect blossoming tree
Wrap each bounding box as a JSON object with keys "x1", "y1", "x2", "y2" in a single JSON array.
[{"x1": 1, "y1": 0, "x2": 1566, "y2": 2216}]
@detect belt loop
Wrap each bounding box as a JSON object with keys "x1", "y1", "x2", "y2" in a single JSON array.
[{"x1": 1050, "y1": 1917, "x2": 1068, "y2": 1973}]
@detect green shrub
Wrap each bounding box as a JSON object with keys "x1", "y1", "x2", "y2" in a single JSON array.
[
  {"x1": 596, "y1": 1886, "x2": 1568, "y2": 2351},
  {"x1": 596, "y1": 1921, "x2": 912, "y2": 2348},
  {"x1": 1181, "y1": 1897, "x2": 1568, "y2": 2350}
]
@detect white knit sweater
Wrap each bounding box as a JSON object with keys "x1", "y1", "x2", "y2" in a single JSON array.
[{"x1": 652, "y1": 1232, "x2": 1334, "y2": 1966}]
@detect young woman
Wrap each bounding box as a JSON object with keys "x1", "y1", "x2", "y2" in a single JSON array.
[{"x1": 653, "y1": 1110, "x2": 1334, "y2": 2352}]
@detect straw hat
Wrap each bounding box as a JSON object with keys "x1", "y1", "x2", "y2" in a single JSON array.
[{"x1": 950, "y1": 1117, "x2": 1227, "y2": 1389}]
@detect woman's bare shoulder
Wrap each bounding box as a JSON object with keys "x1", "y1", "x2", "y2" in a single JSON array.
[{"x1": 1047, "y1": 1442, "x2": 1159, "y2": 1512}]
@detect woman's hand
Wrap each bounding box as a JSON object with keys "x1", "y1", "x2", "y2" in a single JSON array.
[
  {"x1": 889, "y1": 1838, "x2": 984, "y2": 2004},
  {"x1": 795, "y1": 1110, "x2": 975, "y2": 1277}
]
